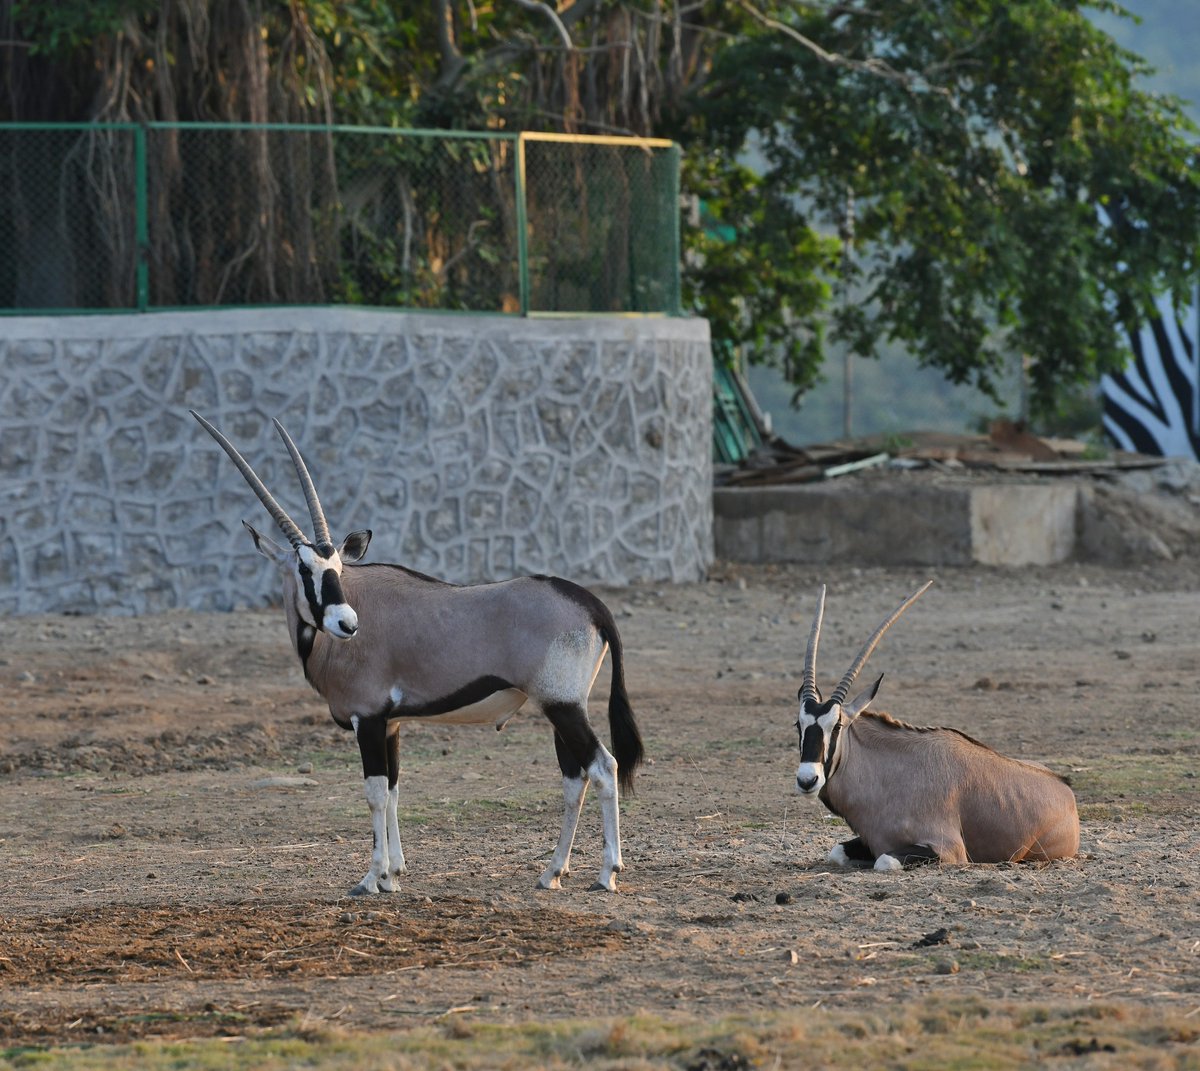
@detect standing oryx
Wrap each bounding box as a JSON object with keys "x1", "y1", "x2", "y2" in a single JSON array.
[
  {"x1": 192, "y1": 411, "x2": 644, "y2": 896},
  {"x1": 794, "y1": 582, "x2": 1079, "y2": 869}
]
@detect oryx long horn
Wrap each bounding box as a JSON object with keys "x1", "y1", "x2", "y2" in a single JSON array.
[
  {"x1": 272, "y1": 419, "x2": 332, "y2": 551},
  {"x1": 829, "y1": 580, "x2": 933, "y2": 705},
  {"x1": 800, "y1": 584, "x2": 827, "y2": 703},
  {"x1": 191, "y1": 410, "x2": 308, "y2": 550}
]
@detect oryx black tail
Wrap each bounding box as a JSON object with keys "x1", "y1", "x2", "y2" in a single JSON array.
[{"x1": 599, "y1": 619, "x2": 644, "y2": 792}]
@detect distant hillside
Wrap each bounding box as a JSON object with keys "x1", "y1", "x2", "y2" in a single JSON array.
[{"x1": 745, "y1": 345, "x2": 1023, "y2": 447}]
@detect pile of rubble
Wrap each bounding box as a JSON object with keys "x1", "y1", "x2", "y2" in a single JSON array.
[{"x1": 717, "y1": 420, "x2": 1166, "y2": 487}]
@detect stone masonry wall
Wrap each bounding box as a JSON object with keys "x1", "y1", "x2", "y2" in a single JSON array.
[{"x1": 0, "y1": 309, "x2": 713, "y2": 615}]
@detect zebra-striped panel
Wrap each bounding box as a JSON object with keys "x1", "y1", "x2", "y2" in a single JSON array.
[{"x1": 1101, "y1": 283, "x2": 1200, "y2": 459}]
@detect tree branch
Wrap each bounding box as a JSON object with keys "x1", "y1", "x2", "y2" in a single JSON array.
[
  {"x1": 737, "y1": 0, "x2": 954, "y2": 104},
  {"x1": 510, "y1": 0, "x2": 573, "y2": 50},
  {"x1": 433, "y1": 0, "x2": 466, "y2": 87},
  {"x1": 559, "y1": 0, "x2": 605, "y2": 32}
]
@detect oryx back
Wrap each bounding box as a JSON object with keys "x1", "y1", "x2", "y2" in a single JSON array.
[{"x1": 302, "y1": 568, "x2": 612, "y2": 729}]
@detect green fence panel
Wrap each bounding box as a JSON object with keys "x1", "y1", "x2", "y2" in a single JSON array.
[
  {"x1": 0, "y1": 123, "x2": 680, "y2": 317},
  {"x1": 0, "y1": 124, "x2": 140, "y2": 310},
  {"x1": 143, "y1": 125, "x2": 519, "y2": 311}
]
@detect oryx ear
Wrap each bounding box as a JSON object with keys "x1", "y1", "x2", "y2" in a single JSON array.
[
  {"x1": 843, "y1": 673, "x2": 884, "y2": 719},
  {"x1": 339, "y1": 529, "x2": 372, "y2": 563},
  {"x1": 243, "y1": 519, "x2": 291, "y2": 565}
]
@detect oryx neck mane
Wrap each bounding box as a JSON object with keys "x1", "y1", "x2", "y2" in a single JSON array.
[
  {"x1": 859, "y1": 715, "x2": 998, "y2": 749},
  {"x1": 346, "y1": 561, "x2": 453, "y2": 589}
]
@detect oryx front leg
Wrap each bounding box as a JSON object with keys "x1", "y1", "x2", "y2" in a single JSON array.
[
  {"x1": 873, "y1": 843, "x2": 942, "y2": 871},
  {"x1": 350, "y1": 715, "x2": 396, "y2": 896}
]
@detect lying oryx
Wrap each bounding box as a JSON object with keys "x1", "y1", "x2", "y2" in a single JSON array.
[
  {"x1": 794, "y1": 582, "x2": 1079, "y2": 869},
  {"x1": 192, "y1": 411, "x2": 644, "y2": 895}
]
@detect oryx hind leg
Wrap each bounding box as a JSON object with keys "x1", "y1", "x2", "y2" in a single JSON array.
[
  {"x1": 350, "y1": 714, "x2": 395, "y2": 896},
  {"x1": 537, "y1": 733, "x2": 590, "y2": 890},
  {"x1": 541, "y1": 701, "x2": 624, "y2": 893}
]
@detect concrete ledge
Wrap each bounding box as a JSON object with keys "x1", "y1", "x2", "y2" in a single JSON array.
[{"x1": 714, "y1": 481, "x2": 1079, "y2": 566}]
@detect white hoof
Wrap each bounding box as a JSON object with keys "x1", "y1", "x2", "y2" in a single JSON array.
[
  {"x1": 873, "y1": 854, "x2": 903, "y2": 872},
  {"x1": 828, "y1": 844, "x2": 851, "y2": 867}
]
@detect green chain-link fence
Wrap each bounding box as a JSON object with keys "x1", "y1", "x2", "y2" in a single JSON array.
[
  {"x1": 520, "y1": 133, "x2": 680, "y2": 315},
  {"x1": 0, "y1": 123, "x2": 680, "y2": 316}
]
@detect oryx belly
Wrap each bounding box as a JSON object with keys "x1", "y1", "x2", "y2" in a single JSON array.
[{"x1": 388, "y1": 683, "x2": 529, "y2": 727}]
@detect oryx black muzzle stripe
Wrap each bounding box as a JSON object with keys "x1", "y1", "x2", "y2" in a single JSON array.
[
  {"x1": 320, "y1": 566, "x2": 345, "y2": 608},
  {"x1": 799, "y1": 723, "x2": 826, "y2": 766},
  {"x1": 799, "y1": 699, "x2": 838, "y2": 767}
]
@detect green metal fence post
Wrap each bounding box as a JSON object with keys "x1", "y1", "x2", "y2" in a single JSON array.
[{"x1": 135, "y1": 123, "x2": 149, "y2": 312}]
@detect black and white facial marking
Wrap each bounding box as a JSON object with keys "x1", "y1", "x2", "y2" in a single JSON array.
[
  {"x1": 794, "y1": 674, "x2": 882, "y2": 796},
  {"x1": 245, "y1": 521, "x2": 370, "y2": 641},
  {"x1": 296, "y1": 541, "x2": 358, "y2": 639},
  {"x1": 795, "y1": 693, "x2": 842, "y2": 797}
]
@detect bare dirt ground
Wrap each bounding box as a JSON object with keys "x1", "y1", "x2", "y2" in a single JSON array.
[{"x1": 1, "y1": 553, "x2": 1198, "y2": 1051}]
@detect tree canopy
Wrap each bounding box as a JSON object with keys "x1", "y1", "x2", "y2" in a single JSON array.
[
  {"x1": 695, "y1": 1, "x2": 1200, "y2": 415},
  {"x1": 3, "y1": 0, "x2": 1197, "y2": 418}
]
